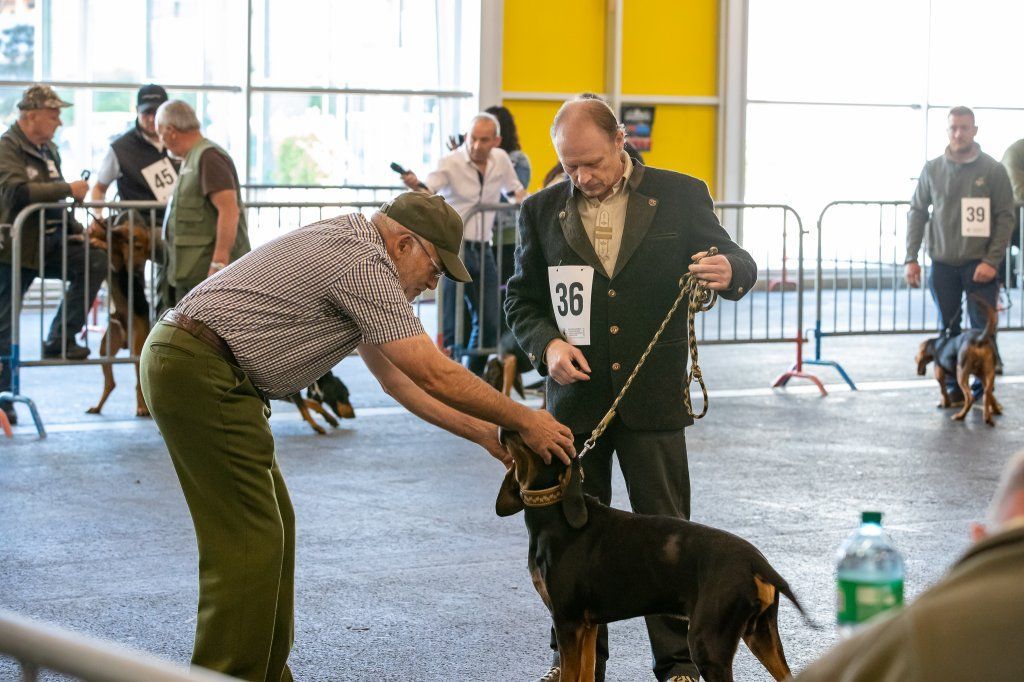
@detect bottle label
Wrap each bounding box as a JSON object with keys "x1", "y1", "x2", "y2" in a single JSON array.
[{"x1": 836, "y1": 579, "x2": 904, "y2": 624}]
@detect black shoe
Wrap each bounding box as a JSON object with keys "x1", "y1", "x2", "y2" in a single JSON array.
[
  {"x1": 0, "y1": 400, "x2": 17, "y2": 425},
  {"x1": 42, "y1": 340, "x2": 90, "y2": 360}
]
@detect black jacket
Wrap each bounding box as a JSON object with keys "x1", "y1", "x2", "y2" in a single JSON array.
[{"x1": 505, "y1": 163, "x2": 757, "y2": 433}]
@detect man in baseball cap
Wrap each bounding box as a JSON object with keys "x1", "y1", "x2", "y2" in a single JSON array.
[
  {"x1": 380, "y1": 191, "x2": 472, "y2": 283},
  {"x1": 0, "y1": 84, "x2": 108, "y2": 423}
]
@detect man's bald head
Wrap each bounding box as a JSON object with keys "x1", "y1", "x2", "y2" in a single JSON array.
[{"x1": 550, "y1": 96, "x2": 625, "y2": 141}]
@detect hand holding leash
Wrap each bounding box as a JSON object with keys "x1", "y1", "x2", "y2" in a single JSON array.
[{"x1": 688, "y1": 249, "x2": 733, "y2": 290}]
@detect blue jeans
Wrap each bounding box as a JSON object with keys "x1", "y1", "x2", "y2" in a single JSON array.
[
  {"x1": 442, "y1": 241, "x2": 498, "y2": 374},
  {"x1": 0, "y1": 232, "x2": 108, "y2": 393},
  {"x1": 928, "y1": 259, "x2": 1000, "y2": 394}
]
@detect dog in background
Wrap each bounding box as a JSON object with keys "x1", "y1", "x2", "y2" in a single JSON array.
[
  {"x1": 86, "y1": 217, "x2": 155, "y2": 417},
  {"x1": 915, "y1": 295, "x2": 1002, "y2": 425},
  {"x1": 496, "y1": 431, "x2": 810, "y2": 682},
  {"x1": 482, "y1": 330, "x2": 544, "y2": 407},
  {"x1": 284, "y1": 370, "x2": 355, "y2": 434}
]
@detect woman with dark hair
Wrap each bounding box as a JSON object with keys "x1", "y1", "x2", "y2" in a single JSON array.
[{"x1": 485, "y1": 105, "x2": 531, "y2": 288}]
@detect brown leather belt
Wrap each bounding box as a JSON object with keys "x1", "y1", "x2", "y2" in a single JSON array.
[{"x1": 161, "y1": 309, "x2": 237, "y2": 365}]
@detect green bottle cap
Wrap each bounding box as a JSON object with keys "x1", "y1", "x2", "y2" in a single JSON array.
[{"x1": 862, "y1": 511, "x2": 883, "y2": 524}]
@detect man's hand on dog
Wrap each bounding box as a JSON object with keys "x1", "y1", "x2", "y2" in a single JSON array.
[
  {"x1": 973, "y1": 261, "x2": 997, "y2": 283},
  {"x1": 545, "y1": 338, "x2": 590, "y2": 385},
  {"x1": 519, "y1": 409, "x2": 575, "y2": 465},
  {"x1": 905, "y1": 261, "x2": 922, "y2": 288},
  {"x1": 688, "y1": 251, "x2": 733, "y2": 290},
  {"x1": 479, "y1": 427, "x2": 513, "y2": 468}
]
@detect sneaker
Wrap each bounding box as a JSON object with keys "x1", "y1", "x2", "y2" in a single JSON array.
[
  {"x1": 42, "y1": 340, "x2": 90, "y2": 360},
  {"x1": 667, "y1": 677, "x2": 699, "y2": 682},
  {"x1": 538, "y1": 666, "x2": 560, "y2": 682},
  {"x1": 0, "y1": 400, "x2": 16, "y2": 425}
]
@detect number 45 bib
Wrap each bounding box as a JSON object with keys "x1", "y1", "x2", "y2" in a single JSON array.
[
  {"x1": 548, "y1": 265, "x2": 594, "y2": 346},
  {"x1": 141, "y1": 158, "x2": 179, "y2": 204}
]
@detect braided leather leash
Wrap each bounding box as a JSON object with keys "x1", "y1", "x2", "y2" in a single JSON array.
[{"x1": 577, "y1": 247, "x2": 719, "y2": 460}]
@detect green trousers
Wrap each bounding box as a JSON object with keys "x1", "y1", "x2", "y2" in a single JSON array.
[{"x1": 141, "y1": 321, "x2": 294, "y2": 682}]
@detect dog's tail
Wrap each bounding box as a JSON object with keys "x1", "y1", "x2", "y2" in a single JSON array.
[
  {"x1": 970, "y1": 294, "x2": 998, "y2": 345},
  {"x1": 754, "y1": 559, "x2": 821, "y2": 630}
]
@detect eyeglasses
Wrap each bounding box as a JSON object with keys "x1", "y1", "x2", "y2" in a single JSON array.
[{"x1": 408, "y1": 232, "x2": 447, "y2": 280}]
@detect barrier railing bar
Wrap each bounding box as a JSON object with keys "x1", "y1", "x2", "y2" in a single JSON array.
[{"x1": 0, "y1": 609, "x2": 237, "y2": 681}]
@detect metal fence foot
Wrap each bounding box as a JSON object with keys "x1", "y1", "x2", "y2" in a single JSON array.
[
  {"x1": 772, "y1": 366, "x2": 828, "y2": 396},
  {"x1": 804, "y1": 358, "x2": 856, "y2": 390}
]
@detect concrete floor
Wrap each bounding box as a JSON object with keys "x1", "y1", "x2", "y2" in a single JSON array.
[{"x1": 2, "y1": 330, "x2": 1022, "y2": 681}]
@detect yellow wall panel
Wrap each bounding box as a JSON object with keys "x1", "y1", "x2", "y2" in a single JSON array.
[
  {"x1": 622, "y1": 0, "x2": 718, "y2": 96},
  {"x1": 503, "y1": 99, "x2": 563, "y2": 192},
  {"x1": 636, "y1": 105, "x2": 717, "y2": 192},
  {"x1": 503, "y1": 0, "x2": 607, "y2": 94}
]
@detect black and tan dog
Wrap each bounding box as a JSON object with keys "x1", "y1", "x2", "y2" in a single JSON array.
[
  {"x1": 284, "y1": 370, "x2": 355, "y2": 434},
  {"x1": 915, "y1": 296, "x2": 1002, "y2": 426},
  {"x1": 496, "y1": 431, "x2": 809, "y2": 682},
  {"x1": 86, "y1": 218, "x2": 155, "y2": 417}
]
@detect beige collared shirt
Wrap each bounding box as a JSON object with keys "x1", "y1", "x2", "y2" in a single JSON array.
[{"x1": 576, "y1": 152, "x2": 633, "y2": 274}]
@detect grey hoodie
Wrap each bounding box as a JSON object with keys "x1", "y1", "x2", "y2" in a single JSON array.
[{"x1": 906, "y1": 144, "x2": 1014, "y2": 268}]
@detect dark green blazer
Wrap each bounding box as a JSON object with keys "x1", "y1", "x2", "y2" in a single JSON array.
[{"x1": 505, "y1": 162, "x2": 757, "y2": 434}]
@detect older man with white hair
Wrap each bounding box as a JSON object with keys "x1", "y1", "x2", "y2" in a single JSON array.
[
  {"x1": 401, "y1": 111, "x2": 527, "y2": 373},
  {"x1": 795, "y1": 451, "x2": 1024, "y2": 681},
  {"x1": 155, "y1": 99, "x2": 249, "y2": 307}
]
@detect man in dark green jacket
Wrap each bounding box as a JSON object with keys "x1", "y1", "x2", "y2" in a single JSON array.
[
  {"x1": 155, "y1": 100, "x2": 249, "y2": 309},
  {"x1": 0, "y1": 84, "x2": 108, "y2": 424}
]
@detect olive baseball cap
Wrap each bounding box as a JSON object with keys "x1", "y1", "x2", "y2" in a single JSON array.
[
  {"x1": 17, "y1": 84, "x2": 72, "y2": 110},
  {"x1": 380, "y1": 192, "x2": 472, "y2": 283}
]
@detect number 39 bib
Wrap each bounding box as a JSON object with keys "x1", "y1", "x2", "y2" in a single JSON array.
[
  {"x1": 962, "y1": 197, "x2": 990, "y2": 238},
  {"x1": 548, "y1": 265, "x2": 594, "y2": 346}
]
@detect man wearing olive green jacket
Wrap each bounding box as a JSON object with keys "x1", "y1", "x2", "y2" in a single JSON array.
[
  {"x1": 794, "y1": 451, "x2": 1024, "y2": 681},
  {"x1": 154, "y1": 100, "x2": 249, "y2": 309},
  {"x1": 0, "y1": 84, "x2": 108, "y2": 424}
]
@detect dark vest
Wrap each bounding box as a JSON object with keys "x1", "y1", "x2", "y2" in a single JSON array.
[{"x1": 110, "y1": 123, "x2": 180, "y2": 219}]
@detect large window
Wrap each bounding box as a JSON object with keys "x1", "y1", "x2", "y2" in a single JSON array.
[
  {"x1": 0, "y1": 0, "x2": 478, "y2": 193},
  {"x1": 745, "y1": 0, "x2": 1024, "y2": 230}
]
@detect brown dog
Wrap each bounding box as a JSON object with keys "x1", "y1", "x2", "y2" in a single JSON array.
[
  {"x1": 87, "y1": 219, "x2": 154, "y2": 417},
  {"x1": 496, "y1": 431, "x2": 809, "y2": 682},
  {"x1": 915, "y1": 296, "x2": 1002, "y2": 425}
]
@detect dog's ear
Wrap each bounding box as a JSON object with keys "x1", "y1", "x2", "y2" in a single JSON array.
[
  {"x1": 495, "y1": 465, "x2": 524, "y2": 517},
  {"x1": 560, "y1": 459, "x2": 588, "y2": 529}
]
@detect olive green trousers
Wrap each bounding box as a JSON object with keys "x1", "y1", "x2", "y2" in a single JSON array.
[{"x1": 141, "y1": 321, "x2": 294, "y2": 682}]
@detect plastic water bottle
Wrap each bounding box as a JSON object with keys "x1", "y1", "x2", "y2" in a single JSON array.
[{"x1": 835, "y1": 511, "x2": 905, "y2": 636}]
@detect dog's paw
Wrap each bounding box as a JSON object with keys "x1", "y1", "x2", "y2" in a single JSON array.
[
  {"x1": 136, "y1": 408, "x2": 150, "y2": 418},
  {"x1": 952, "y1": 412, "x2": 968, "y2": 421},
  {"x1": 86, "y1": 406, "x2": 101, "y2": 415}
]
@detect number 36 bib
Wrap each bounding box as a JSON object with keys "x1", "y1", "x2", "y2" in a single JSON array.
[{"x1": 548, "y1": 265, "x2": 594, "y2": 346}]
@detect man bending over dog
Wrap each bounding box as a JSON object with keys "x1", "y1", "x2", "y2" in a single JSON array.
[
  {"x1": 505, "y1": 95, "x2": 757, "y2": 682},
  {"x1": 140, "y1": 191, "x2": 574, "y2": 682},
  {"x1": 905, "y1": 106, "x2": 1014, "y2": 402}
]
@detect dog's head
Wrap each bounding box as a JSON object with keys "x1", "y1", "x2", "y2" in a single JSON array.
[
  {"x1": 312, "y1": 371, "x2": 355, "y2": 419},
  {"x1": 108, "y1": 223, "x2": 153, "y2": 274},
  {"x1": 916, "y1": 338, "x2": 938, "y2": 375},
  {"x1": 495, "y1": 430, "x2": 588, "y2": 529}
]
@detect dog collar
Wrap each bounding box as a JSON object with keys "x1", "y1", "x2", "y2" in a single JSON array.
[{"x1": 519, "y1": 465, "x2": 583, "y2": 508}]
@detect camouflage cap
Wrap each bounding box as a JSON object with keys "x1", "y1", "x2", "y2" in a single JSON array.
[{"x1": 17, "y1": 84, "x2": 72, "y2": 111}]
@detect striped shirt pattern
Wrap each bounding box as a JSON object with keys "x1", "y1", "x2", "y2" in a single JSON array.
[{"x1": 176, "y1": 213, "x2": 424, "y2": 398}]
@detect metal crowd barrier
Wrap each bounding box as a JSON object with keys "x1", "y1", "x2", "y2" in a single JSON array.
[
  {"x1": 445, "y1": 201, "x2": 824, "y2": 393},
  {"x1": 0, "y1": 200, "x2": 394, "y2": 438},
  {"x1": 0, "y1": 609, "x2": 236, "y2": 681},
  {"x1": 810, "y1": 200, "x2": 1024, "y2": 389},
  {"x1": 241, "y1": 183, "x2": 404, "y2": 204}
]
